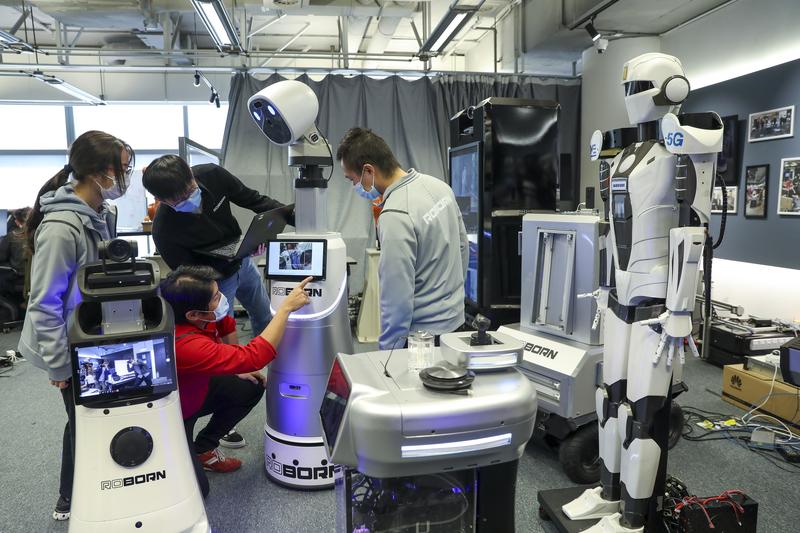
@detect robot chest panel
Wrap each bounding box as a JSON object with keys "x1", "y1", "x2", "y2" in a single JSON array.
[{"x1": 608, "y1": 143, "x2": 676, "y2": 271}]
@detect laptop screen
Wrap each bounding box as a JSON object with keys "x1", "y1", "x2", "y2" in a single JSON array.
[
  {"x1": 71, "y1": 333, "x2": 177, "y2": 406},
  {"x1": 266, "y1": 240, "x2": 327, "y2": 280}
]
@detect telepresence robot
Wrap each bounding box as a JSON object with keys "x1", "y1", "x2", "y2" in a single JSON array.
[
  {"x1": 248, "y1": 81, "x2": 355, "y2": 489},
  {"x1": 67, "y1": 239, "x2": 209, "y2": 532},
  {"x1": 320, "y1": 330, "x2": 537, "y2": 533},
  {"x1": 539, "y1": 53, "x2": 723, "y2": 533}
]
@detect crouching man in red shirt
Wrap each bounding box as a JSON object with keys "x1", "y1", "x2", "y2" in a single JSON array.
[{"x1": 159, "y1": 265, "x2": 311, "y2": 497}]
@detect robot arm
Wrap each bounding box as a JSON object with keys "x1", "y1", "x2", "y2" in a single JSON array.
[
  {"x1": 661, "y1": 112, "x2": 724, "y2": 226},
  {"x1": 639, "y1": 114, "x2": 723, "y2": 366}
]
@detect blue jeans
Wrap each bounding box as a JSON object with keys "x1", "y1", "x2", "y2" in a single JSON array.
[{"x1": 217, "y1": 257, "x2": 270, "y2": 334}]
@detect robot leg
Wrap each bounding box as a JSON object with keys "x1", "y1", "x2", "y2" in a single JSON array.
[
  {"x1": 562, "y1": 312, "x2": 630, "y2": 521},
  {"x1": 619, "y1": 321, "x2": 679, "y2": 530}
]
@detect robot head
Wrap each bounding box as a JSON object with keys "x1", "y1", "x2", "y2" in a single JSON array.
[
  {"x1": 248, "y1": 80, "x2": 320, "y2": 146},
  {"x1": 621, "y1": 53, "x2": 690, "y2": 125}
]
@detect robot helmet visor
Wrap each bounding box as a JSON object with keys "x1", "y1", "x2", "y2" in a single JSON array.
[{"x1": 624, "y1": 80, "x2": 655, "y2": 96}]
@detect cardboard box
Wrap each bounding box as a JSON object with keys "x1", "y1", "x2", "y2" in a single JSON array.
[{"x1": 722, "y1": 364, "x2": 800, "y2": 428}]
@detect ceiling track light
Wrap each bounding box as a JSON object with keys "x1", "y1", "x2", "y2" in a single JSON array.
[
  {"x1": 190, "y1": 0, "x2": 242, "y2": 53},
  {"x1": 585, "y1": 21, "x2": 601, "y2": 42},
  {"x1": 419, "y1": 0, "x2": 485, "y2": 57},
  {"x1": 25, "y1": 70, "x2": 105, "y2": 105}
]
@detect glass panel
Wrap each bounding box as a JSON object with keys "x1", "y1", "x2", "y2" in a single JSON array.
[
  {"x1": 0, "y1": 154, "x2": 68, "y2": 209},
  {"x1": 73, "y1": 105, "x2": 184, "y2": 150},
  {"x1": 187, "y1": 103, "x2": 229, "y2": 150},
  {"x1": 0, "y1": 105, "x2": 68, "y2": 150}
]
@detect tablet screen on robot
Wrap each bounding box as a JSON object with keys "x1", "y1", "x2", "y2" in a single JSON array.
[
  {"x1": 266, "y1": 239, "x2": 327, "y2": 281},
  {"x1": 70, "y1": 333, "x2": 177, "y2": 406}
]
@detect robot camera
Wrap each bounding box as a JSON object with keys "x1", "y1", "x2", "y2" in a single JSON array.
[
  {"x1": 99, "y1": 238, "x2": 137, "y2": 263},
  {"x1": 594, "y1": 37, "x2": 609, "y2": 54},
  {"x1": 247, "y1": 80, "x2": 320, "y2": 146}
]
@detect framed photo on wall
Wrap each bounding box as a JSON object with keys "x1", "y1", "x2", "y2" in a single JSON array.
[
  {"x1": 711, "y1": 186, "x2": 738, "y2": 215},
  {"x1": 744, "y1": 165, "x2": 769, "y2": 219},
  {"x1": 779, "y1": 157, "x2": 800, "y2": 215},
  {"x1": 748, "y1": 105, "x2": 794, "y2": 142}
]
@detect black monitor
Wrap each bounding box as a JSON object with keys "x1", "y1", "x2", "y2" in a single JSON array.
[
  {"x1": 70, "y1": 333, "x2": 177, "y2": 406},
  {"x1": 266, "y1": 239, "x2": 327, "y2": 281},
  {"x1": 319, "y1": 358, "x2": 351, "y2": 454},
  {"x1": 780, "y1": 337, "x2": 800, "y2": 387},
  {"x1": 449, "y1": 141, "x2": 481, "y2": 305}
]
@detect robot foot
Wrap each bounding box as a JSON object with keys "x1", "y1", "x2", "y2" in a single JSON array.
[
  {"x1": 580, "y1": 512, "x2": 643, "y2": 533},
  {"x1": 562, "y1": 487, "x2": 619, "y2": 521}
]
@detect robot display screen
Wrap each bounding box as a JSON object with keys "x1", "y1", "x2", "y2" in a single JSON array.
[
  {"x1": 71, "y1": 334, "x2": 177, "y2": 405},
  {"x1": 320, "y1": 358, "x2": 351, "y2": 454},
  {"x1": 449, "y1": 143, "x2": 480, "y2": 304},
  {"x1": 267, "y1": 240, "x2": 327, "y2": 280}
]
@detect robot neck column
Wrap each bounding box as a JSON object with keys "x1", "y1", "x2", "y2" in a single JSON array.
[
  {"x1": 295, "y1": 166, "x2": 328, "y2": 234},
  {"x1": 637, "y1": 121, "x2": 659, "y2": 142}
]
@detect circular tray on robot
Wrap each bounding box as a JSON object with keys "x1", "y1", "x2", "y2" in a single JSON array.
[{"x1": 419, "y1": 365, "x2": 475, "y2": 391}]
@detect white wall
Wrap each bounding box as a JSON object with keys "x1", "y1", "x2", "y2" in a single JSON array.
[
  {"x1": 579, "y1": 36, "x2": 661, "y2": 207},
  {"x1": 661, "y1": 0, "x2": 800, "y2": 89},
  {"x1": 710, "y1": 259, "x2": 800, "y2": 324}
]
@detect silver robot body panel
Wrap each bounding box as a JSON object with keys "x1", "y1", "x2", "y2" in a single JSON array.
[{"x1": 264, "y1": 232, "x2": 354, "y2": 488}]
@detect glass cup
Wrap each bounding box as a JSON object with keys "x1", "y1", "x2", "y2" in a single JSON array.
[{"x1": 408, "y1": 331, "x2": 435, "y2": 373}]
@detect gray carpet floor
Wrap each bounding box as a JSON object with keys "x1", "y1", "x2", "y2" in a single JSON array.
[{"x1": 0, "y1": 325, "x2": 797, "y2": 533}]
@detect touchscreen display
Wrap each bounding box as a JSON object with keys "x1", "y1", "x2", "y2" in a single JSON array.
[
  {"x1": 72, "y1": 335, "x2": 176, "y2": 404},
  {"x1": 267, "y1": 240, "x2": 326, "y2": 279}
]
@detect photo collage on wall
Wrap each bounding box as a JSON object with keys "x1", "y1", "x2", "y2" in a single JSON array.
[{"x1": 711, "y1": 104, "x2": 798, "y2": 217}]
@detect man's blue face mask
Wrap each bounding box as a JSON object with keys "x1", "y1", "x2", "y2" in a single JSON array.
[
  {"x1": 171, "y1": 187, "x2": 202, "y2": 213},
  {"x1": 354, "y1": 168, "x2": 380, "y2": 201}
]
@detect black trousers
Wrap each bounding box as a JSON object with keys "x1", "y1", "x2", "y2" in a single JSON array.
[
  {"x1": 59, "y1": 381, "x2": 76, "y2": 500},
  {"x1": 184, "y1": 375, "x2": 264, "y2": 497}
]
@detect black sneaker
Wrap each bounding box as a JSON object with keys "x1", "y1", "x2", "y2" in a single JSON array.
[
  {"x1": 219, "y1": 429, "x2": 246, "y2": 449},
  {"x1": 53, "y1": 495, "x2": 70, "y2": 521}
]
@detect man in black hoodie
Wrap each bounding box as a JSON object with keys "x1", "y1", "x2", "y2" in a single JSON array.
[{"x1": 143, "y1": 156, "x2": 291, "y2": 343}]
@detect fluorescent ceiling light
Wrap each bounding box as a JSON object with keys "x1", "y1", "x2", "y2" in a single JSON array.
[
  {"x1": 401, "y1": 433, "x2": 512, "y2": 458},
  {"x1": 419, "y1": 1, "x2": 484, "y2": 55},
  {"x1": 26, "y1": 71, "x2": 105, "y2": 105},
  {"x1": 190, "y1": 0, "x2": 242, "y2": 52},
  {"x1": 431, "y1": 13, "x2": 468, "y2": 53},
  {"x1": 0, "y1": 30, "x2": 21, "y2": 44}
]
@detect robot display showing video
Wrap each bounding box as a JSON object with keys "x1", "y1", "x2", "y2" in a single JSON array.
[{"x1": 73, "y1": 337, "x2": 175, "y2": 400}]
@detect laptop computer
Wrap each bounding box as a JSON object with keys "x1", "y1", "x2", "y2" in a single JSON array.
[{"x1": 197, "y1": 204, "x2": 293, "y2": 260}]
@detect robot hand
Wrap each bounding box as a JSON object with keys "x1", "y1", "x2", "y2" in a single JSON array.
[
  {"x1": 641, "y1": 311, "x2": 700, "y2": 367},
  {"x1": 577, "y1": 289, "x2": 605, "y2": 331}
]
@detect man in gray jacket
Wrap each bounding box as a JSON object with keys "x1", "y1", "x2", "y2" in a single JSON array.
[{"x1": 337, "y1": 128, "x2": 468, "y2": 350}]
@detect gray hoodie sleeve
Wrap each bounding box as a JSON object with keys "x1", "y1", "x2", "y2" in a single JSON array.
[
  {"x1": 377, "y1": 210, "x2": 417, "y2": 351},
  {"x1": 21, "y1": 222, "x2": 80, "y2": 381},
  {"x1": 458, "y1": 210, "x2": 468, "y2": 279}
]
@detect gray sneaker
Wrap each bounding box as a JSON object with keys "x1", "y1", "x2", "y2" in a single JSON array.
[{"x1": 219, "y1": 429, "x2": 246, "y2": 449}]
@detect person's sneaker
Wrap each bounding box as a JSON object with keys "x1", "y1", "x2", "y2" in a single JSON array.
[
  {"x1": 197, "y1": 448, "x2": 242, "y2": 473},
  {"x1": 52, "y1": 495, "x2": 70, "y2": 521},
  {"x1": 219, "y1": 428, "x2": 246, "y2": 449}
]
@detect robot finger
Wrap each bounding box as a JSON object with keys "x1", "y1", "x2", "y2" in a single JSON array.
[
  {"x1": 678, "y1": 339, "x2": 686, "y2": 365},
  {"x1": 654, "y1": 331, "x2": 669, "y2": 363},
  {"x1": 687, "y1": 335, "x2": 702, "y2": 359},
  {"x1": 667, "y1": 338, "x2": 676, "y2": 368},
  {"x1": 592, "y1": 308, "x2": 601, "y2": 330}
]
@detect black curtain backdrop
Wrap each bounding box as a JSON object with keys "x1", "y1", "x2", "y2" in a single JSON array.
[{"x1": 221, "y1": 73, "x2": 580, "y2": 292}]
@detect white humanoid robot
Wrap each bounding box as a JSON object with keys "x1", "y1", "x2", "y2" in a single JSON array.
[{"x1": 562, "y1": 53, "x2": 723, "y2": 532}]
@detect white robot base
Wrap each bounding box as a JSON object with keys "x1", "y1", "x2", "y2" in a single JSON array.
[
  {"x1": 70, "y1": 391, "x2": 209, "y2": 533},
  {"x1": 582, "y1": 512, "x2": 644, "y2": 533},
  {"x1": 264, "y1": 424, "x2": 337, "y2": 489}
]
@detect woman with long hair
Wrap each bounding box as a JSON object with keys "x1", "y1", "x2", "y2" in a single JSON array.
[{"x1": 17, "y1": 130, "x2": 134, "y2": 522}]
